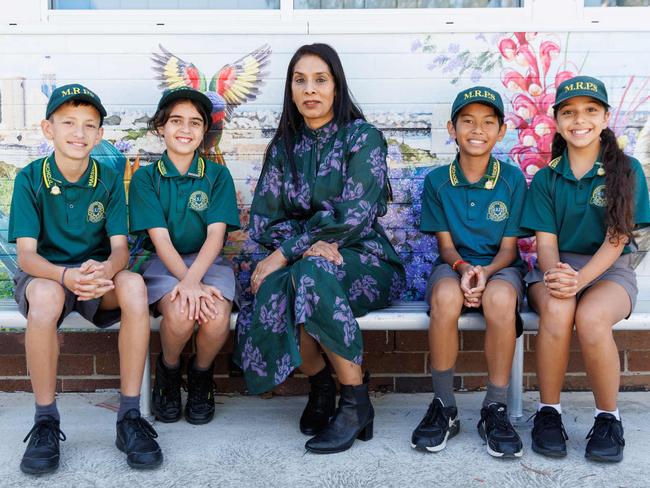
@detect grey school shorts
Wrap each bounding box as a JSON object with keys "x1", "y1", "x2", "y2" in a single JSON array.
[
  {"x1": 13, "y1": 270, "x2": 121, "y2": 329},
  {"x1": 525, "y1": 251, "x2": 638, "y2": 313},
  {"x1": 425, "y1": 263, "x2": 526, "y2": 337},
  {"x1": 141, "y1": 253, "x2": 240, "y2": 317}
]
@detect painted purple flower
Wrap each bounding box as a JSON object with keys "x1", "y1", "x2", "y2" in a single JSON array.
[
  {"x1": 274, "y1": 353, "x2": 293, "y2": 384},
  {"x1": 387, "y1": 144, "x2": 403, "y2": 163},
  {"x1": 333, "y1": 297, "x2": 357, "y2": 347},
  {"x1": 241, "y1": 337, "x2": 268, "y2": 377},
  {"x1": 349, "y1": 275, "x2": 379, "y2": 302},
  {"x1": 470, "y1": 68, "x2": 482, "y2": 83},
  {"x1": 259, "y1": 292, "x2": 288, "y2": 333},
  {"x1": 295, "y1": 275, "x2": 321, "y2": 323},
  {"x1": 37, "y1": 141, "x2": 53, "y2": 156},
  {"x1": 389, "y1": 271, "x2": 405, "y2": 301},
  {"x1": 114, "y1": 140, "x2": 132, "y2": 153},
  {"x1": 411, "y1": 39, "x2": 423, "y2": 52},
  {"x1": 448, "y1": 43, "x2": 460, "y2": 54}
]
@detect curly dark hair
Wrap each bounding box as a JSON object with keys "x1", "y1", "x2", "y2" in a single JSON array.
[{"x1": 551, "y1": 110, "x2": 635, "y2": 243}]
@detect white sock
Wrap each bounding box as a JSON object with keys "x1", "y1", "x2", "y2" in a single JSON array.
[
  {"x1": 595, "y1": 408, "x2": 620, "y2": 420},
  {"x1": 538, "y1": 402, "x2": 562, "y2": 414}
]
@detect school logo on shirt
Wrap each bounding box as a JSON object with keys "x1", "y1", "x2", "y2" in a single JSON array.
[
  {"x1": 590, "y1": 185, "x2": 607, "y2": 207},
  {"x1": 188, "y1": 190, "x2": 209, "y2": 211},
  {"x1": 487, "y1": 201, "x2": 509, "y2": 222},
  {"x1": 87, "y1": 201, "x2": 105, "y2": 223}
]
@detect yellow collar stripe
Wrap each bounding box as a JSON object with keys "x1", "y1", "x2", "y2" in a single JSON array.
[
  {"x1": 548, "y1": 156, "x2": 561, "y2": 169},
  {"x1": 42, "y1": 157, "x2": 98, "y2": 188},
  {"x1": 449, "y1": 158, "x2": 500, "y2": 188},
  {"x1": 449, "y1": 162, "x2": 459, "y2": 186},
  {"x1": 157, "y1": 159, "x2": 167, "y2": 176}
]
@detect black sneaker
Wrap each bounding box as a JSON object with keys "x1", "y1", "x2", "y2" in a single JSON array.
[
  {"x1": 20, "y1": 416, "x2": 66, "y2": 475},
  {"x1": 115, "y1": 409, "x2": 163, "y2": 469},
  {"x1": 411, "y1": 397, "x2": 459, "y2": 452},
  {"x1": 531, "y1": 406, "x2": 568, "y2": 458},
  {"x1": 477, "y1": 403, "x2": 523, "y2": 458},
  {"x1": 152, "y1": 354, "x2": 182, "y2": 423},
  {"x1": 185, "y1": 356, "x2": 216, "y2": 425},
  {"x1": 585, "y1": 413, "x2": 625, "y2": 463}
]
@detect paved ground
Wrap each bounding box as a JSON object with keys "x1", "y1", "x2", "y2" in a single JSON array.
[{"x1": 0, "y1": 391, "x2": 647, "y2": 488}]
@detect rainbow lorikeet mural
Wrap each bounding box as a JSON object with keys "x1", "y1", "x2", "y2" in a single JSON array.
[{"x1": 151, "y1": 44, "x2": 272, "y2": 164}]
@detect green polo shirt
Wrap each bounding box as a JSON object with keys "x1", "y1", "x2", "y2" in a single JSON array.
[
  {"x1": 9, "y1": 154, "x2": 127, "y2": 265},
  {"x1": 128, "y1": 151, "x2": 240, "y2": 255},
  {"x1": 521, "y1": 151, "x2": 650, "y2": 255},
  {"x1": 420, "y1": 156, "x2": 529, "y2": 268}
]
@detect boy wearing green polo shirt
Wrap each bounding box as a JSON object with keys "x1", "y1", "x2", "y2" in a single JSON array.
[
  {"x1": 523, "y1": 76, "x2": 650, "y2": 462},
  {"x1": 411, "y1": 86, "x2": 528, "y2": 458},
  {"x1": 9, "y1": 84, "x2": 163, "y2": 474},
  {"x1": 129, "y1": 87, "x2": 240, "y2": 425}
]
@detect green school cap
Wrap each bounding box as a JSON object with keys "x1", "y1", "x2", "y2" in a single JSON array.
[
  {"x1": 157, "y1": 87, "x2": 214, "y2": 127},
  {"x1": 45, "y1": 83, "x2": 107, "y2": 122},
  {"x1": 451, "y1": 86, "x2": 504, "y2": 120},
  {"x1": 554, "y1": 76, "x2": 609, "y2": 111}
]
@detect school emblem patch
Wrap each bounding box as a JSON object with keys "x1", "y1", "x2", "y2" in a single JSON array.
[
  {"x1": 188, "y1": 190, "x2": 209, "y2": 211},
  {"x1": 87, "y1": 201, "x2": 105, "y2": 223},
  {"x1": 487, "y1": 201, "x2": 509, "y2": 222},
  {"x1": 590, "y1": 185, "x2": 607, "y2": 207}
]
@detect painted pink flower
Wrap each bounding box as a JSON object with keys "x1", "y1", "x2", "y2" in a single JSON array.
[{"x1": 499, "y1": 38, "x2": 517, "y2": 61}]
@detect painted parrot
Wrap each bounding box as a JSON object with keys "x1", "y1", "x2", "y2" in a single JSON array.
[{"x1": 151, "y1": 44, "x2": 272, "y2": 164}]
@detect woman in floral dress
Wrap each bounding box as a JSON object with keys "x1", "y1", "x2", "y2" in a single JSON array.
[{"x1": 235, "y1": 43, "x2": 405, "y2": 454}]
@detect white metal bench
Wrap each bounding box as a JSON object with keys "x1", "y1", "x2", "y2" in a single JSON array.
[{"x1": 2, "y1": 298, "x2": 649, "y2": 421}]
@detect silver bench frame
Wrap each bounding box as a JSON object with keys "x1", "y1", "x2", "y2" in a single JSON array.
[{"x1": 2, "y1": 299, "x2": 649, "y2": 420}]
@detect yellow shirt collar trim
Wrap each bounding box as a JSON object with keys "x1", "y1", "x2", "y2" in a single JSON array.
[
  {"x1": 449, "y1": 156, "x2": 500, "y2": 190},
  {"x1": 42, "y1": 156, "x2": 98, "y2": 190}
]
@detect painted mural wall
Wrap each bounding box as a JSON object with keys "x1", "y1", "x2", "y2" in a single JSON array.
[{"x1": 1, "y1": 31, "x2": 649, "y2": 301}]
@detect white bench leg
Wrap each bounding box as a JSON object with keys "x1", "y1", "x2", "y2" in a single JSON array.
[
  {"x1": 139, "y1": 351, "x2": 152, "y2": 420},
  {"x1": 507, "y1": 334, "x2": 524, "y2": 420}
]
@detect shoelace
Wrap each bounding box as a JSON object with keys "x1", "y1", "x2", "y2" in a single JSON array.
[
  {"x1": 528, "y1": 410, "x2": 568, "y2": 440},
  {"x1": 125, "y1": 415, "x2": 159, "y2": 441},
  {"x1": 187, "y1": 374, "x2": 215, "y2": 405},
  {"x1": 586, "y1": 417, "x2": 624, "y2": 445},
  {"x1": 23, "y1": 420, "x2": 67, "y2": 445},
  {"x1": 478, "y1": 406, "x2": 512, "y2": 433},
  {"x1": 422, "y1": 400, "x2": 448, "y2": 430}
]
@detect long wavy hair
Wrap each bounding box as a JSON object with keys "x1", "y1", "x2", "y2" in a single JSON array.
[
  {"x1": 263, "y1": 43, "x2": 364, "y2": 184},
  {"x1": 551, "y1": 102, "x2": 635, "y2": 243}
]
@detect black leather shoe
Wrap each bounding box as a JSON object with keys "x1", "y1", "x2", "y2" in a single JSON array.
[
  {"x1": 300, "y1": 365, "x2": 337, "y2": 436},
  {"x1": 305, "y1": 372, "x2": 374, "y2": 454},
  {"x1": 531, "y1": 406, "x2": 568, "y2": 458},
  {"x1": 411, "y1": 397, "x2": 459, "y2": 452},
  {"x1": 585, "y1": 413, "x2": 625, "y2": 462},
  {"x1": 185, "y1": 356, "x2": 216, "y2": 425},
  {"x1": 477, "y1": 403, "x2": 523, "y2": 458},
  {"x1": 152, "y1": 354, "x2": 182, "y2": 423},
  {"x1": 115, "y1": 409, "x2": 163, "y2": 469},
  {"x1": 20, "y1": 416, "x2": 66, "y2": 475}
]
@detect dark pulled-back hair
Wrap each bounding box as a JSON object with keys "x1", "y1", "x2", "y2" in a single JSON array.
[
  {"x1": 264, "y1": 43, "x2": 365, "y2": 183},
  {"x1": 147, "y1": 98, "x2": 211, "y2": 135},
  {"x1": 551, "y1": 102, "x2": 634, "y2": 243}
]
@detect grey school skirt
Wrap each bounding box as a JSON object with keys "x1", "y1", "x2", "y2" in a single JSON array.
[
  {"x1": 525, "y1": 251, "x2": 638, "y2": 312},
  {"x1": 142, "y1": 253, "x2": 240, "y2": 316},
  {"x1": 425, "y1": 263, "x2": 526, "y2": 337}
]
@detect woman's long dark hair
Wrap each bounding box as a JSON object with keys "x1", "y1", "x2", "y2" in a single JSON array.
[
  {"x1": 551, "y1": 104, "x2": 635, "y2": 243},
  {"x1": 263, "y1": 43, "x2": 364, "y2": 184}
]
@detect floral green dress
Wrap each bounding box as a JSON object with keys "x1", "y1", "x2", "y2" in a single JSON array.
[{"x1": 234, "y1": 119, "x2": 405, "y2": 394}]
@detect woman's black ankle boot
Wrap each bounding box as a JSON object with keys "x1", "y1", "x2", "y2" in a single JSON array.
[
  {"x1": 304, "y1": 372, "x2": 374, "y2": 454},
  {"x1": 300, "y1": 365, "x2": 337, "y2": 435}
]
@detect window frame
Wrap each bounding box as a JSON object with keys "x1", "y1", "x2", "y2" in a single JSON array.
[{"x1": 2, "y1": 0, "x2": 645, "y2": 33}]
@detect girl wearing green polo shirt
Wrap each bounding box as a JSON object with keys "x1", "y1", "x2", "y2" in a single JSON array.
[
  {"x1": 129, "y1": 87, "x2": 240, "y2": 425},
  {"x1": 413, "y1": 86, "x2": 528, "y2": 458},
  {"x1": 522, "y1": 76, "x2": 650, "y2": 462}
]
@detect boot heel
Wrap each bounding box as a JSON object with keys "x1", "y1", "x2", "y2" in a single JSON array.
[{"x1": 357, "y1": 422, "x2": 373, "y2": 441}]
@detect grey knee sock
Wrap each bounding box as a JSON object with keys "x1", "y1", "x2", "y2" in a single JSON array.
[
  {"x1": 117, "y1": 394, "x2": 141, "y2": 421},
  {"x1": 431, "y1": 368, "x2": 456, "y2": 407},
  {"x1": 35, "y1": 400, "x2": 60, "y2": 423},
  {"x1": 483, "y1": 382, "x2": 509, "y2": 408}
]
